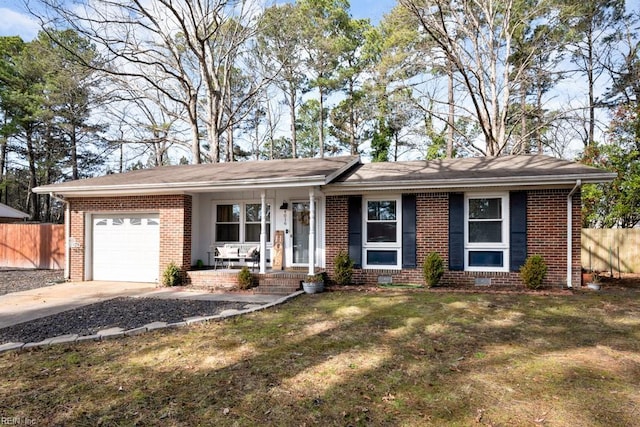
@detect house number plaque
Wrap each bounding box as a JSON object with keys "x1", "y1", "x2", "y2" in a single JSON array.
[{"x1": 273, "y1": 230, "x2": 284, "y2": 270}]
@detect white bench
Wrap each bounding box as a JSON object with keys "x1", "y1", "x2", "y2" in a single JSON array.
[{"x1": 210, "y1": 243, "x2": 260, "y2": 270}]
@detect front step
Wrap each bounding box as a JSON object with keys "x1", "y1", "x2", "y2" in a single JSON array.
[{"x1": 255, "y1": 276, "x2": 302, "y2": 295}]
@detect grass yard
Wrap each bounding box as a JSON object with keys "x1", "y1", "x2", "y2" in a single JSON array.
[{"x1": 2, "y1": 288, "x2": 640, "y2": 426}]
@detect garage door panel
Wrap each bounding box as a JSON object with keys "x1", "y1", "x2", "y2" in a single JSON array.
[{"x1": 92, "y1": 215, "x2": 160, "y2": 282}]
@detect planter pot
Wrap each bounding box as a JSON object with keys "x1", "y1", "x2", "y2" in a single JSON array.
[{"x1": 302, "y1": 281, "x2": 324, "y2": 294}]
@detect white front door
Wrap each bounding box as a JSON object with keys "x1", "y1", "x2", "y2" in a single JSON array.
[{"x1": 92, "y1": 214, "x2": 160, "y2": 282}]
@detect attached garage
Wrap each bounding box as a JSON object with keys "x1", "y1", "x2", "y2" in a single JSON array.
[{"x1": 91, "y1": 214, "x2": 160, "y2": 282}]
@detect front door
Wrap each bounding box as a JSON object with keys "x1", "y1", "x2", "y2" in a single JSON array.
[{"x1": 292, "y1": 202, "x2": 310, "y2": 264}]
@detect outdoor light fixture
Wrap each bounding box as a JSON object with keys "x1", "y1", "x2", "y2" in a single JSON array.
[{"x1": 279, "y1": 201, "x2": 288, "y2": 210}]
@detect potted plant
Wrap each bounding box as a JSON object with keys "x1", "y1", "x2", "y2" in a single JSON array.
[{"x1": 302, "y1": 273, "x2": 324, "y2": 294}]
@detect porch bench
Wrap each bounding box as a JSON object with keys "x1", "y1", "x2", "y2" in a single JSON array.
[{"x1": 210, "y1": 243, "x2": 261, "y2": 270}]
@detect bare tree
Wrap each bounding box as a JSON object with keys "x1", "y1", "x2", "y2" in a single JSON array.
[
  {"x1": 34, "y1": 0, "x2": 271, "y2": 163},
  {"x1": 400, "y1": 0, "x2": 556, "y2": 156}
]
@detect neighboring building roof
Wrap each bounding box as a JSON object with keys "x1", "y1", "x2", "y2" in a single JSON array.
[
  {"x1": 33, "y1": 154, "x2": 615, "y2": 197},
  {"x1": 0, "y1": 202, "x2": 29, "y2": 219},
  {"x1": 33, "y1": 155, "x2": 361, "y2": 196},
  {"x1": 324, "y1": 155, "x2": 616, "y2": 194}
]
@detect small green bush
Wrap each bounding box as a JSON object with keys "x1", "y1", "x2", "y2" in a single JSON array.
[
  {"x1": 423, "y1": 252, "x2": 444, "y2": 288},
  {"x1": 333, "y1": 250, "x2": 354, "y2": 285},
  {"x1": 238, "y1": 266, "x2": 254, "y2": 290},
  {"x1": 520, "y1": 255, "x2": 548, "y2": 289},
  {"x1": 162, "y1": 262, "x2": 182, "y2": 287}
]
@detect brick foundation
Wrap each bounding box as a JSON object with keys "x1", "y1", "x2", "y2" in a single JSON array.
[
  {"x1": 68, "y1": 195, "x2": 192, "y2": 282},
  {"x1": 326, "y1": 190, "x2": 581, "y2": 288}
]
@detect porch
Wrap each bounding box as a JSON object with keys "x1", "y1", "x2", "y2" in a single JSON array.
[{"x1": 187, "y1": 268, "x2": 319, "y2": 295}]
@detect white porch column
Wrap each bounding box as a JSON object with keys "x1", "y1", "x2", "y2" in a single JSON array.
[
  {"x1": 308, "y1": 188, "x2": 315, "y2": 276},
  {"x1": 260, "y1": 190, "x2": 267, "y2": 274}
]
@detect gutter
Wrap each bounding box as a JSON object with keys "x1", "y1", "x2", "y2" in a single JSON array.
[
  {"x1": 50, "y1": 192, "x2": 70, "y2": 281},
  {"x1": 566, "y1": 180, "x2": 581, "y2": 288},
  {"x1": 322, "y1": 173, "x2": 616, "y2": 195}
]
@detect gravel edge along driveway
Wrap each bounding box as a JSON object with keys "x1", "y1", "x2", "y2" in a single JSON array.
[{"x1": 0, "y1": 269, "x2": 64, "y2": 296}]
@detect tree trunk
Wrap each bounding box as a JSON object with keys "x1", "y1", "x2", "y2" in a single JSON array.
[
  {"x1": 71, "y1": 125, "x2": 79, "y2": 180},
  {"x1": 227, "y1": 127, "x2": 234, "y2": 162},
  {"x1": 189, "y1": 94, "x2": 201, "y2": 164},
  {"x1": 348, "y1": 79, "x2": 356, "y2": 155},
  {"x1": 318, "y1": 86, "x2": 325, "y2": 158},
  {"x1": 587, "y1": 26, "x2": 595, "y2": 146},
  {"x1": 289, "y1": 84, "x2": 297, "y2": 158},
  {"x1": 0, "y1": 137, "x2": 6, "y2": 203},
  {"x1": 521, "y1": 89, "x2": 528, "y2": 154},
  {"x1": 447, "y1": 61, "x2": 454, "y2": 159},
  {"x1": 25, "y1": 129, "x2": 40, "y2": 221}
]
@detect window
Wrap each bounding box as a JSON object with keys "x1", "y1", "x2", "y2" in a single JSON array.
[
  {"x1": 216, "y1": 204, "x2": 240, "y2": 242},
  {"x1": 363, "y1": 198, "x2": 401, "y2": 269},
  {"x1": 215, "y1": 202, "x2": 272, "y2": 243},
  {"x1": 465, "y1": 194, "x2": 509, "y2": 271},
  {"x1": 245, "y1": 203, "x2": 271, "y2": 242},
  {"x1": 367, "y1": 200, "x2": 397, "y2": 242},
  {"x1": 129, "y1": 218, "x2": 142, "y2": 226}
]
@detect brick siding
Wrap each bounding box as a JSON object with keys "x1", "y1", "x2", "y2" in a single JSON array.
[
  {"x1": 68, "y1": 195, "x2": 192, "y2": 282},
  {"x1": 325, "y1": 189, "x2": 581, "y2": 288}
]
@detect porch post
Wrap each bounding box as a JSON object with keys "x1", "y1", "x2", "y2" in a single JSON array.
[
  {"x1": 308, "y1": 188, "x2": 315, "y2": 276},
  {"x1": 260, "y1": 190, "x2": 267, "y2": 274}
]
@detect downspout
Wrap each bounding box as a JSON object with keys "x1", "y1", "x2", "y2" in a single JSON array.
[
  {"x1": 50, "y1": 192, "x2": 70, "y2": 280},
  {"x1": 567, "y1": 180, "x2": 581, "y2": 288}
]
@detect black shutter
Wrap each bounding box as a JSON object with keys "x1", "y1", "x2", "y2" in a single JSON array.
[
  {"x1": 348, "y1": 196, "x2": 362, "y2": 268},
  {"x1": 402, "y1": 194, "x2": 417, "y2": 268},
  {"x1": 510, "y1": 191, "x2": 527, "y2": 272},
  {"x1": 449, "y1": 193, "x2": 464, "y2": 271}
]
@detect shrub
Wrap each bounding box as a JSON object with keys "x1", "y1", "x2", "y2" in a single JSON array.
[
  {"x1": 162, "y1": 262, "x2": 182, "y2": 287},
  {"x1": 520, "y1": 255, "x2": 548, "y2": 289},
  {"x1": 238, "y1": 266, "x2": 254, "y2": 290},
  {"x1": 333, "y1": 250, "x2": 354, "y2": 285},
  {"x1": 422, "y1": 252, "x2": 444, "y2": 288},
  {"x1": 305, "y1": 273, "x2": 324, "y2": 283}
]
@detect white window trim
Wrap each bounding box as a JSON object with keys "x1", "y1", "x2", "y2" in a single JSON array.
[
  {"x1": 362, "y1": 196, "x2": 402, "y2": 269},
  {"x1": 464, "y1": 192, "x2": 510, "y2": 272},
  {"x1": 213, "y1": 200, "x2": 273, "y2": 244}
]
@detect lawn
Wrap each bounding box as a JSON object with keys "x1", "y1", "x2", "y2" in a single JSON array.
[{"x1": 1, "y1": 288, "x2": 639, "y2": 426}]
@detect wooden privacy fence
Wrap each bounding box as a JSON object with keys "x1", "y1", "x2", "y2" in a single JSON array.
[
  {"x1": 0, "y1": 223, "x2": 64, "y2": 269},
  {"x1": 582, "y1": 228, "x2": 640, "y2": 274}
]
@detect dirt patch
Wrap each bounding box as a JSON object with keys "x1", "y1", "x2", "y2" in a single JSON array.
[{"x1": 0, "y1": 269, "x2": 64, "y2": 296}]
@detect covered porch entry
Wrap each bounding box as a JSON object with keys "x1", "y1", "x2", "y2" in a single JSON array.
[{"x1": 190, "y1": 186, "x2": 325, "y2": 280}]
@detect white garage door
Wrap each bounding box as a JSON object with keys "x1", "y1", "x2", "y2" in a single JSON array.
[{"x1": 92, "y1": 214, "x2": 160, "y2": 282}]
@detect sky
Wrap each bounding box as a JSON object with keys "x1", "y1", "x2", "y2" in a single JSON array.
[{"x1": 0, "y1": 0, "x2": 398, "y2": 41}]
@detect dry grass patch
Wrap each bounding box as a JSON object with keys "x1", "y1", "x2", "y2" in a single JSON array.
[{"x1": 1, "y1": 290, "x2": 640, "y2": 425}]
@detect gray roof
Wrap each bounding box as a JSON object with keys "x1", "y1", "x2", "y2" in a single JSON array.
[
  {"x1": 33, "y1": 154, "x2": 615, "y2": 197},
  {"x1": 0, "y1": 202, "x2": 29, "y2": 219},
  {"x1": 33, "y1": 155, "x2": 361, "y2": 196},
  {"x1": 325, "y1": 155, "x2": 616, "y2": 193}
]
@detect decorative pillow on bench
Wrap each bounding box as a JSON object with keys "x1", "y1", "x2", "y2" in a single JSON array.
[{"x1": 216, "y1": 246, "x2": 239, "y2": 258}]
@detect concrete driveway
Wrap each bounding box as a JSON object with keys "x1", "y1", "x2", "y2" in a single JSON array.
[
  {"x1": 0, "y1": 281, "x2": 282, "y2": 329},
  {"x1": 0, "y1": 281, "x2": 156, "y2": 329}
]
